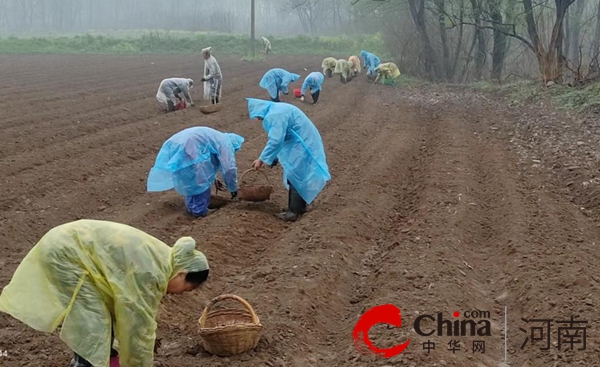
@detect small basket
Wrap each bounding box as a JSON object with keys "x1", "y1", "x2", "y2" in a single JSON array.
[
  {"x1": 238, "y1": 169, "x2": 273, "y2": 202},
  {"x1": 294, "y1": 88, "x2": 302, "y2": 98},
  {"x1": 200, "y1": 104, "x2": 222, "y2": 114},
  {"x1": 198, "y1": 294, "x2": 263, "y2": 357}
]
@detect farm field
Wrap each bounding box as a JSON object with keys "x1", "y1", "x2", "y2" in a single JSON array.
[{"x1": 0, "y1": 54, "x2": 599, "y2": 366}]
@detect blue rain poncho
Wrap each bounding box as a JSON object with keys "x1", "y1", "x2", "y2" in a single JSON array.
[
  {"x1": 360, "y1": 50, "x2": 381, "y2": 75},
  {"x1": 259, "y1": 68, "x2": 300, "y2": 100},
  {"x1": 246, "y1": 98, "x2": 331, "y2": 205},
  {"x1": 147, "y1": 127, "x2": 244, "y2": 196},
  {"x1": 301, "y1": 72, "x2": 324, "y2": 96}
]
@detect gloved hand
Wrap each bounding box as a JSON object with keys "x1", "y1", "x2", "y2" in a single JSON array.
[
  {"x1": 269, "y1": 158, "x2": 279, "y2": 168},
  {"x1": 201, "y1": 78, "x2": 206, "y2": 82}
]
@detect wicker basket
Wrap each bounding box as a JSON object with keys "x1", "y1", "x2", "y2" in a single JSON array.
[
  {"x1": 238, "y1": 169, "x2": 273, "y2": 202},
  {"x1": 200, "y1": 104, "x2": 222, "y2": 114},
  {"x1": 198, "y1": 294, "x2": 263, "y2": 357}
]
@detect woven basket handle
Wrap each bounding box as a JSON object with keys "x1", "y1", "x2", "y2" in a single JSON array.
[
  {"x1": 240, "y1": 168, "x2": 270, "y2": 185},
  {"x1": 199, "y1": 294, "x2": 260, "y2": 327}
]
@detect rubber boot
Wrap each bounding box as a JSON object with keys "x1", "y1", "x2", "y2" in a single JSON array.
[
  {"x1": 276, "y1": 181, "x2": 306, "y2": 222},
  {"x1": 167, "y1": 100, "x2": 175, "y2": 112}
]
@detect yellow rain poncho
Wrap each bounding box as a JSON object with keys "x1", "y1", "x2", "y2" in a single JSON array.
[
  {"x1": 321, "y1": 57, "x2": 337, "y2": 77},
  {"x1": 375, "y1": 62, "x2": 401, "y2": 80},
  {"x1": 0, "y1": 219, "x2": 209, "y2": 367},
  {"x1": 334, "y1": 59, "x2": 352, "y2": 83},
  {"x1": 348, "y1": 55, "x2": 361, "y2": 75}
]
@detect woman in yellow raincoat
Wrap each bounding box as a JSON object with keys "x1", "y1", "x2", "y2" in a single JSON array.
[
  {"x1": 373, "y1": 62, "x2": 402, "y2": 85},
  {"x1": 321, "y1": 57, "x2": 337, "y2": 78},
  {"x1": 0, "y1": 219, "x2": 210, "y2": 367},
  {"x1": 348, "y1": 55, "x2": 361, "y2": 77},
  {"x1": 334, "y1": 59, "x2": 353, "y2": 83}
]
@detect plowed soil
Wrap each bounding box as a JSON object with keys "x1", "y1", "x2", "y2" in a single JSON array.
[{"x1": 1, "y1": 54, "x2": 599, "y2": 367}]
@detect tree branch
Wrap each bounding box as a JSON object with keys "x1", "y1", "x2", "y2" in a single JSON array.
[{"x1": 449, "y1": 21, "x2": 536, "y2": 52}]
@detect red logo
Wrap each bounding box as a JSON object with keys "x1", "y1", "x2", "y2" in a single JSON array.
[{"x1": 352, "y1": 304, "x2": 411, "y2": 358}]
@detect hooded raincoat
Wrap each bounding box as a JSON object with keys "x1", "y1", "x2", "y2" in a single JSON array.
[
  {"x1": 334, "y1": 59, "x2": 352, "y2": 82},
  {"x1": 360, "y1": 50, "x2": 381, "y2": 75},
  {"x1": 0, "y1": 219, "x2": 209, "y2": 367},
  {"x1": 300, "y1": 72, "x2": 325, "y2": 96},
  {"x1": 259, "y1": 68, "x2": 300, "y2": 100},
  {"x1": 321, "y1": 57, "x2": 337, "y2": 76},
  {"x1": 202, "y1": 47, "x2": 223, "y2": 101},
  {"x1": 375, "y1": 62, "x2": 401, "y2": 80},
  {"x1": 261, "y1": 37, "x2": 272, "y2": 53},
  {"x1": 349, "y1": 55, "x2": 361, "y2": 75},
  {"x1": 156, "y1": 78, "x2": 193, "y2": 107},
  {"x1": 147, "y1": 127, "x2": 244, "y2": 196},
  {"x1": 246, "y1": 98, "x2": 331, "y2": 204}
]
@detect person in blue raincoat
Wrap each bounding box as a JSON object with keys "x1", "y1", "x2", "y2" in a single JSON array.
[
  {"x1": 360, "y1": 50, "x2": 381, "y2": 78},
  {"x1": 147, "y1": 127, "x2": 244, "y2": 218},
  {"x1": 247, "y1": 98, "x2": 331, "y2": 222},
  {"x1": 300, "y1": 72, "x2": 324, "y2": 104},
  {"x1": 259, "y1": 68, "x2": 300, "y2": 102}
]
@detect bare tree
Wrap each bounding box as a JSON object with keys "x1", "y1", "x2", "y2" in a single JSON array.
[
  {"x1": 593, "y1": 0, "x2": 600, "y2": 60},
  {"x1": 408, "y1": 0, "x2": 443, "y2": 81}
]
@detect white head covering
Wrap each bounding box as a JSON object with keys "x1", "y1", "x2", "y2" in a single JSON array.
[{"x1": 202, "y1": 47, "x2": 212, "y2": 56}]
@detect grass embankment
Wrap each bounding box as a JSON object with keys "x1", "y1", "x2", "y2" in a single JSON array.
[
  {"x1": 0, "y1": 30, "x2": 386, "y2": 58},
  {"x1": 474, "y1": 80, "x2": 600, "y2": 114}
]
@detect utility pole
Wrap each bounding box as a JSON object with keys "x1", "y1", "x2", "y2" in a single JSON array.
[{"x1": 251, "y1": 0, "x2": 256, "y2": 57}]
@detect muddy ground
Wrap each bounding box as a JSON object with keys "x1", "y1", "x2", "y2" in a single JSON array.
[{"x1": 0, "y1": 54, "x2": 599, "y2": 366}]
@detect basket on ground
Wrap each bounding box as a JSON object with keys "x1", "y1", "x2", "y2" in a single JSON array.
[
  {"x1": 238, "y1": 169, "x2": 273, "y2": 202},
  {"x1": 198, "y1": 294, "x2": 263, "y2": 357},
  {"x1": 293, "y1": 88, "x2": 302, "y2": 98},
  {"x1": 200, "y1": 104, "x2": 222, "y2": 114}
]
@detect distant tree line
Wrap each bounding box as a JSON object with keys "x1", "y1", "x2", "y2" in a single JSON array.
[{"x1": 353, "y1": 0, "x2": 600, "y2": 84}]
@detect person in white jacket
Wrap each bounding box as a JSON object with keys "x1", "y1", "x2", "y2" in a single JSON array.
[{"x1": 201, "y1": 47, "x2": 222, "y2": 105}]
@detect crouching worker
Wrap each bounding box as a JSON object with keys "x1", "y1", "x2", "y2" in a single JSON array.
[
  {"x1": 334, "y1": 59, "x2": 353, "y2": 83},
  {"x1": 321, "y1": 57, "x2": 337, "y2": 78},
  {"x1": 247, "y1": 98, "x2": 331, "y2": 222},
  {"x1": 259, "y1": 68, "x2": 300, "y2": 102},
  {"x1": 156, "y1": 78, "x2": 194, "y2": 112},
  {"x1": 0, "y1": 219, "x2": 210, "y2": 367},
  {"x1": 147, "y1": 127, "x2": 244, "y2": 218},
  {"x1": 374, "y1": 62, "x2": 401, "y2": 85},
  {"x1": 349, "y1": 55, "x2": 361, "y2": 77},
  {"x1": 300, "y1": 72, "x2": 325, "y2": 104},
  {"x1": 360, "y1": 50, "x2": 381, "y2": 79}
]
